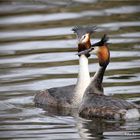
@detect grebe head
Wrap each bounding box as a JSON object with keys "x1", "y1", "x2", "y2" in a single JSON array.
[
  {"x1": 77, "y1": 34, "x2": 110, "y2": 66},
  {"x1": 91, "y1": 34, "x2": 110, "y2": 66},
  {"x1": 72, "y1": 25, "x2": 97, "y2": 57}
]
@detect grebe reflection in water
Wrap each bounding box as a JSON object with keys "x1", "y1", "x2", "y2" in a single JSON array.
[
  {"x1": 78, "y1": 34, "x2": 140, "y2": 120},
  {"x1": 34, "y1": 26, "x2": 96, "y2": 108}
]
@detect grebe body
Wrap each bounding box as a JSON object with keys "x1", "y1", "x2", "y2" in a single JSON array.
[
  {"x1": 79, "y1": 93, "x2": 140, "y2": 120},
  {"x1": 34, "y1": 26, "x2": 96, "y2": 108},
  {"x1": 78, "y1": 35, "x2": 140, "y2": 120},
  {"x1": 34, "y1": 54, "x2": 90, "y2": 108}
]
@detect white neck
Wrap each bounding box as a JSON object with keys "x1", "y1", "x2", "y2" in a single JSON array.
[{"x1": 72, "y1": 54, "x2": 90, "y2": 106}]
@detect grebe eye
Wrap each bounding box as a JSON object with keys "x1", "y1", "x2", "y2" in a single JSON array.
[{"x1": 82, "y1": 35, "x2": 86, "y2": 39}]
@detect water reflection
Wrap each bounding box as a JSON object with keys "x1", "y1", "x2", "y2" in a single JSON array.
[{"x1": 81, "y1": 119, "x2": 140, "y2": 140}]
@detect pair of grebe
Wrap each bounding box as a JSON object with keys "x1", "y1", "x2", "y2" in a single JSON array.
[{"x1": 34, "y1": 26, "x2": 140, "y2": 120}]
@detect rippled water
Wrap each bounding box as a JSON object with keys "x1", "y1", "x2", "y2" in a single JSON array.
[{"x1": 0, "y1": 0, "x2": 140, "y2": 139}]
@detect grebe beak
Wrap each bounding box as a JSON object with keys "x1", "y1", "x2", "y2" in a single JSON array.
[{"x1": 76, "y1": 47, "x2": 94, "y2": 56}]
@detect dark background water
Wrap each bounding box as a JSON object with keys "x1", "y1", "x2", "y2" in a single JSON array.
[{"x1": 0, "y1": 0, "x2": 140, "y2": 139}]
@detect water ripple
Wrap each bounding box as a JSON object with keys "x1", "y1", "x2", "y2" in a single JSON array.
[{"x1": 0, "y1": 1, "x2": 140, "y2": 140}]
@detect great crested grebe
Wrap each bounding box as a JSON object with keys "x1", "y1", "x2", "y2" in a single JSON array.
[
  {"x1": 34, "y1": 26, "x2": 96, "y2": 108},
  {"x1": 78, "y1": 34, "x2": 140, "y2": 120}
]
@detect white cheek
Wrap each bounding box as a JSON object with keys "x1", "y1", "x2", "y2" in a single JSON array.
[
  {"x1": 82, "y1": 38, "x2": 87, "y2": 43},
  {"x1": 90, "y1": 47, "x2": 99, "y2": 54},
  {"x1": 81, "y1": 35, "x2": 88, "y2": 43}
]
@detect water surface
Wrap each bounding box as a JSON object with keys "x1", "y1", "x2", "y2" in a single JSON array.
[{"x1": 0, "y1": 0, "x2": 140, "y2": 139}]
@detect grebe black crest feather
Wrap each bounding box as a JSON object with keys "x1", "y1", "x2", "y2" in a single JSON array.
[
  {"x1": 100, "y1": 34, "x2": 109, "y2": 44},
  {"x1": 72, "y1": 25, "x2": 97, "y2": 37},
  {"x1": 92, "y1": 34, "x2": 109, "y2": 47}
]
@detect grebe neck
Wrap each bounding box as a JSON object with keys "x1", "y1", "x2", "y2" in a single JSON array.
[
  {"x1": 72, "y1": 54, "x2": 90, "y2": 106},
  {"x1": 85, "y1": 64, "x2": 107, "y2": 95},
  {"x1": 93, "y1": 65, "x2": 107, "y2": 86}
]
